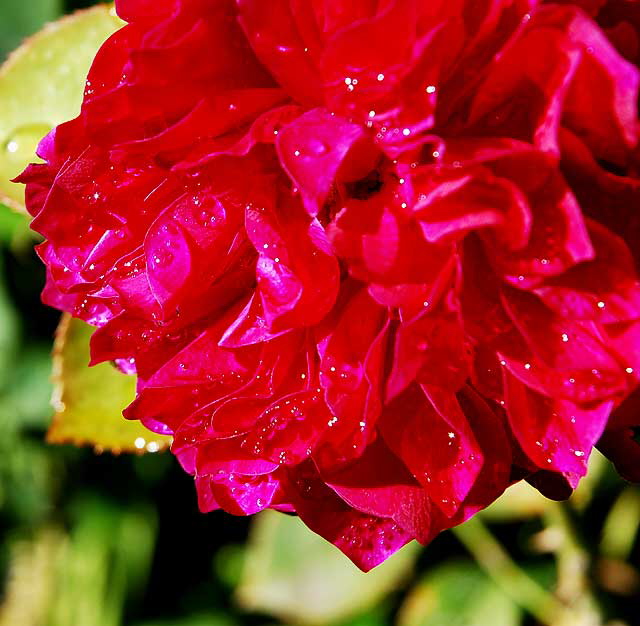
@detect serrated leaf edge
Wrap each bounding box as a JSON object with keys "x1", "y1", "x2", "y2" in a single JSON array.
[{"x1": 47, "y1": 313, "x2": 171, "y2": 455}]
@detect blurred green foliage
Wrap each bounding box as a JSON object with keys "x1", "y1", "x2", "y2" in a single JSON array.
[
  {"x1": 0, "y1": 3, "x2": 638, "y2": 626},
  {"x1": 0, "y1": 0, "x2": 61, "y2": 61}
]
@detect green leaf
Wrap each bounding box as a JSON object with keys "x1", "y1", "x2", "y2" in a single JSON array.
[
  {"x1": 0, "y1": 500, "x2": 160, "y2": 626},
  {"x1": 48, "y1": 497, "x2": 159, "y2": 626},
  {"x1": 600, "y1": 487, "x2": 640, "y2": 560},
  {"x1": 0, "y1": 345, "x2": 53, "y2": 430},
  {"x1": 0, "y1": 203, "x2": 33, "y2": 249},
  {"x1": 0, "y1": 436, "x2": 53, "y2": 523},
  {"x1": 0, "y1": 4, "x2": 123, "y2": 211},
  {"x1": 397, "y1": 561, "x2": 521, "y2": 626},
  {"x1": 237, "y1": 510, "x2": 421, "y2": 626},
  {"x1": 48, "y1": 314, "x2": 171, "y2": 454},
  {"x1": 0, "y1": 255, "x2": 20, "y2": 386},
  {"x1": 0, "y1": 0, "x2": 62, "y2": 61}
]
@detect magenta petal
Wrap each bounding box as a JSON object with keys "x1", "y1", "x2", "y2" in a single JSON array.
[
  {"x1": 288, "y1": 462, "x2": 413, "y2": 571},
  {"x1": 19, "y1": 0, "x2": 640, "y2": 571},
  {"x1": 447, "y1": 387, "x2": 513, "y2": 522},
  {"x1": 504, "y1": 370, "x2": 613, "y2": 486},
  {"x1": 211, "y1": 471, "x2": 282, "y2": 515},
  {"x1": 276, "y1": 108, "x2": 367, "y2": 216},
  {"x1": 380, "y1": 385, "x2": 483, "y2": 517},
  {"x1": 144, "y1": 219, "x2": 192, "y2": 314},
  {"x1": 195, "y1": 475, "x2": 222, "y2": 513},
  {"x1": 324, "y1": 437, "x2": 436, "y2": 544}
]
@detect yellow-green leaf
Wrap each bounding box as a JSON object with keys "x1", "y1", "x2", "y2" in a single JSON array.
[
  {"x1": 0, "y1": 4, "x2": 123, "y2": 212},
  {"x1": 237, "y1": 510, "x2": 421, "y2": 625},
  {"x1": 479, "y1": 481, "x2": 551, "y2": 522},
  {"x1": 48, "y1": 314, "x2": 171, "y2": 454}
]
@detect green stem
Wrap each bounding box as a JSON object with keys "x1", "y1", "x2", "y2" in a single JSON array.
[
  {"x1": 543, "y1": 501, "x2": 604, "y2": 626},
  {"x1": 453, "y1": 516, "x2": 571, "y2": 625},
  {"x1": 544, "y1": 502, "x2": 589, "y2": 603}
]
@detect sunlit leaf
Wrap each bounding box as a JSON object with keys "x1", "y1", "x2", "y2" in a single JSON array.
[
  {"x1": 0, "y1": 4, "x2": 123, "y2": 211},
  {"x1": 48, "y1": 314, "x2": 171, "y2": 454},
  {"x1": 480, "y1": 453, "x2": 606, "y2": 522},
  {"x1": 397, "y1": 561, "x2": 521, "y2": 626},
  {"x1": 237, "y1": 510, "x2": 420, "y2": 625},
  {"x1": 479, "y1": 481, "x2": 550, "y2": 522}
]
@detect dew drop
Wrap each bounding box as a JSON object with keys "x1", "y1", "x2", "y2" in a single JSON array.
[{"x1": 3, "y1": 123, "x2": 51, "y2": 166}]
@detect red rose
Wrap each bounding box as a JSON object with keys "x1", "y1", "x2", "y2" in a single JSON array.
[{"x1": 18, "y1": 0, "x2": 640, "y2": 569}]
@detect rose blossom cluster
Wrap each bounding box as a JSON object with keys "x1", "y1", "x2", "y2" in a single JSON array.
[{"x1": 19, "y1": 0, "x2": 640, "y2": 569}]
